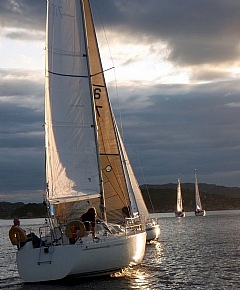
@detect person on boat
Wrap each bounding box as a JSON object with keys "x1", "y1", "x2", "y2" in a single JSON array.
[
  {"x1": 11, "y1": 218, "x2": 44, "y2": 248},
  {"x1": 80, "y1": 207, "x2": 97, "y2": 238},
  {"x1": 122, "y1": 206, "x2": 131, "y2": 218}
]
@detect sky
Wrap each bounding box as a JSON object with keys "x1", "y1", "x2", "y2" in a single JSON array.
[{"x1": 0, "y1": 0, "x2": 240, "y2": 203}]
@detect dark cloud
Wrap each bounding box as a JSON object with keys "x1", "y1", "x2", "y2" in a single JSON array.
[
  {"x1": 93, "y1": 0, "x2": 240, "y2": 66},
  {"x1": 0, "y1": 68, "x2": 44, "y2": 200},
  {"x1": 0, "y1": 0, "x2": 46, "y2": 32},
  {"x1": 112, "y1": 79, "x2": 240, "y2": 187},
  {"x1": 190, "y1": 69, "x2": 232, "y2": 82}
]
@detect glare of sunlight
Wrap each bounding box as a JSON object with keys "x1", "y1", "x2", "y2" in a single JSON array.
[
  {"x1": 99, "y1": 37, "x2": 191, "y2": 86},
  {"x1": 111, "y1": 267, "x2": 151, "y2": 289},
  {"x1": 0, "y1": 28, "x2": 44, "y2": 70}
]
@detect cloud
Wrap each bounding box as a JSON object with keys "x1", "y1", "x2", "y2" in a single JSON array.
[
  {"x1": 0, "y1": 0, "x2": 240, "y2": 203},
  {"x1": 1, "y1": 1, "x2": 240, "y2": 73},
  {"x1": 111, "y1": 79, "x2": 240, "y2": 187},
  {"x1": 93, "y1": 0, "x2": 240, "y2": 66},
  {"x1": 0, "y1": 68, "x2": 44, "y2": 199},
  {"x1": 226, "y1": 102, "x2": 240, "y2": 108},
  {"x1": 190, "y1": 67, "x2": 235, "y2": 82},
  {"x1": 0, "y1": 0, "x2": 46, "y2": 33},
  {"x1": 0, "y1": 68, "x2": 44, "y2": 108},
  {"x1": 3, "y1": 28, "x2": 45, "y2": 42}
]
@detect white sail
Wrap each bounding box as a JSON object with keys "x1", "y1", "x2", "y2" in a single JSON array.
[
  {"x1": 116, "y1": 126, "x2": 161, "y2": 241},
  {"x1": 194, "y1": 170, "x2": 202, "y2": 210},
  {"x1": 176, "y1": 177, "x2": 183, "y2": 212},
  {"x1": 194, "y1": 169, "x2": 205, "y2": 216},
  {"x1": 115, "y1": 123, "x2": 149, "y2": 218},
  {"x1": 45, "y1": 0, "x2": 101, "y2": 204}
]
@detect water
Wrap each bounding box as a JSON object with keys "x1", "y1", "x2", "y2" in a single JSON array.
[{"x1": 1, "y1": 211, "x2": 240, "y2": 289}]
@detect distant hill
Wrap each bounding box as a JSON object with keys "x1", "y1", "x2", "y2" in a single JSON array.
[
  {"x1": 1, "y1": 183, "x2": 240, "y2": 218},
  {"x1": 140, "y1": 183, "x2": 240, "y2": 213},
  {"x1": 0, "y1": 202, "x2": 47, "y2": 219}
]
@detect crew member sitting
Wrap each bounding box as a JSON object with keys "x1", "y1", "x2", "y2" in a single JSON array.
[
  {"x1": 10, "y1": 218, "x2": 44, "y2": 248},
  {"x1": 80, "y1": 207, "x2": 97, "y2": 239}
]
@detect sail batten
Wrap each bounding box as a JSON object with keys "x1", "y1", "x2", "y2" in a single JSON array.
[{"x1": 48, "y1": 70, "x2": 89, "y2": 78}]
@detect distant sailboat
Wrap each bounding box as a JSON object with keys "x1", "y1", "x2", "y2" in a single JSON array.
[
  {"x1": 194, "y1": 169, "x2": 206, "y2": 216},
  {"x1": 175, "y1": 175, "x2": 185, "y2": 217}
]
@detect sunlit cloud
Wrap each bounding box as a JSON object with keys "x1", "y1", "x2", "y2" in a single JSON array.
[
  {"x1": 225, "y1": 102, "x2": 240, "y2": 108},
  {"x1": 3, "y1": 27, "x2": 45, "y2": 42}
]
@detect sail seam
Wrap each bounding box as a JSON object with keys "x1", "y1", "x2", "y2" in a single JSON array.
[{"x1": 48, "y1": 70, "x2": 88, "y2": 78}]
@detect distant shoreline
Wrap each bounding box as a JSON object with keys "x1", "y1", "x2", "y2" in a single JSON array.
[{"x1": 1, "y1": 183, "x2": 240, "y2": 219}]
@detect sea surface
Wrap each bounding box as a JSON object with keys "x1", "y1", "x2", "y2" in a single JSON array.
[{"x1": 1, "y1": 210, "x2": 240, "y2": 289}]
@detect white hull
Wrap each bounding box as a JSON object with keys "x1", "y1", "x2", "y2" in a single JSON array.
[
  {"x1": 175, "y1": 211, "x2": 185, "y2": 218},
  {"x1": 195, "y1": 210, "x2": 206, "y2": 216},
  {"x1": 146, "y1": 224, "x2": 160, "y2": 242},
  {"x1": 17, "y1": 230, "x2": 146, "y2": 282},
  {"x1": 145, "y1": 218, "x2": 160, "y2": 242}
]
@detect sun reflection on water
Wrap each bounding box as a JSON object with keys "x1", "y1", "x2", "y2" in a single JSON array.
[
  {"x1": 111, "y1": 267, "x2": 150, "y2": 289},
  {"x1": 111, "y1": 241, "x2": 163, "y2": 289}
]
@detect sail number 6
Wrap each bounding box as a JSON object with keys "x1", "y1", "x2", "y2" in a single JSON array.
[{"x1": 94, "y1": 88, "x2": 103, "y2": 117}]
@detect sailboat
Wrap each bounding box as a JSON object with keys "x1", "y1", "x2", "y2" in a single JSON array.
[
  {"x1": 116, "y1": 135, "x2": 160, "y2": 242},
  {"x1": 175, "y1": 175, "x2": 185, "y2": 217},
  {"x1": 194, "y1": 169, "x2": 206, "y2": 216},
  {"x1": 134, "y1": 184, "x2": 160, "y2": 242},
  {"x1": 9, "y1": 0, "x2": 146, "y2": 283},
  {"x1": 117, "y1": 142, "x2": 160, "y2": 242}
]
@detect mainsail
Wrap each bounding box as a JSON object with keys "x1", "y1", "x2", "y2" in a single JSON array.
[
  {"x1": 176, "y1": 177, "x2": 183, "y2": 212},
  {"x1": 45, "y1": 1, "x2": 101, "y2": 207}
]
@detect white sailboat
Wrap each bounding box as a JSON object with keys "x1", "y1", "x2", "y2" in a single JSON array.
[
  {"x1": 134, "y1": 184, "x2": 160, "y2": 242},
  {"x1": 9, "y1": 0, "x2": 146, "y2": 282},
  {"x1": 194, "y1": 169, "x2": 206, "y2": 216},
  {"x1": 117, "y1": 134, "x2": 160, "y2": 242},
  {"x1": 175, "y1": 176, "x2": 185, "y2": 217},
  {"x1": 145, "y1": 217, "x2": 161, "y2": 242}
]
